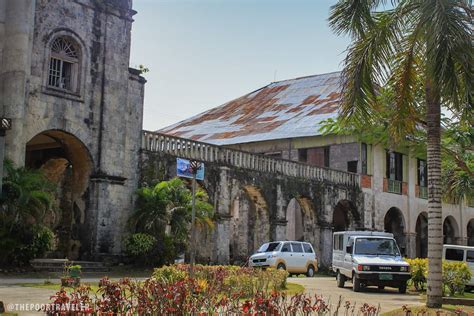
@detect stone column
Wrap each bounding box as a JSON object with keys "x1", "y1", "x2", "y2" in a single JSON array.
[
  {"x1": 272, "y1": 219, "x2": 287, "y2": 241},
  {"x1": 1, "y1": 0, "x2": 35, "y2": 166},
  {"x1": 319, "y1": 224, "x2": 333, "y2": 268},
  {"x1": 273, "y1": 183, "x2": 287, "y2": 240},
  {"x1": 456, "y1": 237, "x2": 468, "y2": 246},
  {"x1": 213, "y1": 167, "x2": 232, "y2": 264},
  {"x1": 215, "y1": 215, "x2": 232, "y2": 264},
  {"x1": 405, "y1": 232, "x2": 417, "y2": 258}
]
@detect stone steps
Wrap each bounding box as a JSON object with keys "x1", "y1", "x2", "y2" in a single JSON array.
[{"x1": 30, "y1": 259, "x2": 110, "y2": 273}]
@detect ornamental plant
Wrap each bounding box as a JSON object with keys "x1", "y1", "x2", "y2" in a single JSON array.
[
  {"x1": 46, "y1": 273, "x2": 380, "y2": 315},
  {"x1": 406, "y1": 258, "x2": 472, "y2": 295}
]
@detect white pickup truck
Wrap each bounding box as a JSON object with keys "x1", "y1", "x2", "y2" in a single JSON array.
[{"x1": 332, "y1": 231, "x2": 410, "y2": 293}]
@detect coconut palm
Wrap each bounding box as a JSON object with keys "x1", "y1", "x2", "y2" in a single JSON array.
[{"x1": 329, "y1": 0, "x2": 472, "y2": 307}]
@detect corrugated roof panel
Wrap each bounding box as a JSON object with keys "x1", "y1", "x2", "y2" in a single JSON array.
[{"x1": 160, "y1": 71, "x2": 343, "y2": 145}]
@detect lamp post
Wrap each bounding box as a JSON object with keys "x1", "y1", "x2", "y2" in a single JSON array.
[
  {"x1": 188, "y1": 159, "x2": 202, "y2": 278},
  {"x1": 0, "y1": 118, "x2": 12, "y2": 194}
]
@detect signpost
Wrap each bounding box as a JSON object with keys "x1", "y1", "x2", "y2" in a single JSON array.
[
  {"x1": 0, "y1": 118, "x2": 12, "y2": 194},
  {"x1": 176, "y1": 158, "x2": 204, "y2": 278}
]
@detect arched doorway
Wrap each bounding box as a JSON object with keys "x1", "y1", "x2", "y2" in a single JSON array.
[
  {"x1": 468, "y1": 219, "x2": 474, "y2": 246},
  {"x1": 384, "y1": 207, "x2": 406, "y2": 255},
  {"x1": 286, "y1": 198, "x2": 304, "y2": 241},
  {"x1": 332, "y1": 200, "x2": 360, "y2": 232},
  {"x1": 25, "y1": 130, "x2": 93, "y2": 260},
  {"x1": 443, "y1": 216, "x2": 460, "y2": 245},
  {"x1": 229, "y1": 185, "x2": 269, "y2": 263},
  {"x1": 415, "y1": 212, "x2": 428, "y2": 258}
]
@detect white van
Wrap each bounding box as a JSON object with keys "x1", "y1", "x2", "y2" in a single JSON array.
[
  {"x1": 332, "y1": 231, "x2": 410, "y2": 293},
  {"x1": 249, "y1": 241, "x2": 318, "y2": 277},
  {"x1": 443, "y1": 244, "x2": 474, "y2": 289}
]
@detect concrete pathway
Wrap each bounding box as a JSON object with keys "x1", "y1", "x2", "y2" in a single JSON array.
[
  {"x1": 0, "y1": 277, "x2": 146, "y2": 315},
  {"x1": 289, "y1": 276, "x2": 424, "y2": 314}
]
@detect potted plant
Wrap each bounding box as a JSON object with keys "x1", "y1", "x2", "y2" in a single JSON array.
[{"x1": 60, "y1": 262, "x2": 81, "y2": 287}]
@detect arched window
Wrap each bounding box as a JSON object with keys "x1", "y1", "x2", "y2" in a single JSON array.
[{"x1": 48, "y1": 37, "x2": 80, "y2": 92}]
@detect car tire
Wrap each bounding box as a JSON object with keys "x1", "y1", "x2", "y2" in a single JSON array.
[
  {"x1": 307, "y1": 265, "x2": 315, "y2": 277},
  {"x1": 277, "y1": 263, "x2": 286, "y2": 271},
  {"x1": 353, "y1": 274, "x2": 361, "y2": 292},
  {"x1": 336, "y1": 271, "x2": 345, "y2": 288},
  {"x1": 378, "y1": 285, "x2": 385, "y2": 290},
  {"x1": 399, "y1": 282, "x2": 407, "y2": 294}
]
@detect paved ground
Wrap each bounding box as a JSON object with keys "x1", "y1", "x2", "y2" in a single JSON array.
[
  {"x1": 289, "y1": 276, "x2": 424, "y2": 313},
  {"x1": 0, "y1": 276, "x2": 422, "y2": 315},
  {"x1": 0, "y1": 277, "x2": 146, "y2": 315}
]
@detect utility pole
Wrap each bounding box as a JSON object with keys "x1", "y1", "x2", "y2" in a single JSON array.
[
  {"x1": 0, "y1": 118, "x2": 12, "y2": 194},
  {"x1": 188, "y1": 159, "x2": 202, "y2": 278}
]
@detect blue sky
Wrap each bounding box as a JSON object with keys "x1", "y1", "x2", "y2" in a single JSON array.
[{"x1": 130, "y1": 0, "x2": 350, "y2": 130}]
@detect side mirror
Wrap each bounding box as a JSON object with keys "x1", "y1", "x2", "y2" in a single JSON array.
[{"x1": 346, "y1": 245, "x2": 353, "y2": 254}]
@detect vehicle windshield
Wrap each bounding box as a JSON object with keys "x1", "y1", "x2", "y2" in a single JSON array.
[
  {"x1": 257, "y1": 242, "x2": 281, "y2": 253},
  {"x1": 354, "y1": 238, "x2": 400, "y2": 256}
]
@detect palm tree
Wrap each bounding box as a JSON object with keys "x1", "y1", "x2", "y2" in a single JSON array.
[
  {"x1": 1, "y1": 160, "x2": 56, "y2": 231},
  {"x1": 130, "y1": 177, "x2": 214, "y2": 244},
  {"x1": 329, "y1": 0, "x2": 472, "y2": 307}
]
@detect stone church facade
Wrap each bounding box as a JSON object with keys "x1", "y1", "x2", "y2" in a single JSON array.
[{"x1": 0, "y1": 0, "x2": 145, "y2": 260}]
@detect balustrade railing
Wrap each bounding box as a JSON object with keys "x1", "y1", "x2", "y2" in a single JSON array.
[{"x1": 142, "y1": 130, "x2": 360, "y2": 187}]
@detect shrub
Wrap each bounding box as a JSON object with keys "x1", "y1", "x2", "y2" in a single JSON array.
[
  {"x1": 405, "y1": 258, "x2": 427, "y2": 291},
  {"x1": 153, "y1": 264, "x2": 187, "y2": 284},
  {"x1": 406, "y1": 258, "x2": 472, "y2": 295},
  {"x1": 124, "y1": 233, "x2": 156, "y2": 256},
  {"x1": 443, "y1": 261, "x2": 472, "y2": 296},
  {"x1": 152, "y1": 264, "x2": 288, "y2": 298}
]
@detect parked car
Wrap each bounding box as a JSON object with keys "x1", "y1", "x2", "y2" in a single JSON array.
[
  {"x1": 332, "y1": 231, "x2": 410, "y2": 293},
  {"x1": 248, "y1": 241, "x2": 318, "y2": 277},
  {"x1": 443, "y1": 244, "x2": 474, "y2": 290}
]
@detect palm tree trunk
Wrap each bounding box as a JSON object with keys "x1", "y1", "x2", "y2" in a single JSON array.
[{"x1": 425, "y1": 80, "x2": 443, "y2": 308}]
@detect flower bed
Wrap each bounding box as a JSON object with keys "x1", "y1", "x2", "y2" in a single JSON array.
[{"x1": 45, "y1": 264, "x2": 381, "y2": 315}]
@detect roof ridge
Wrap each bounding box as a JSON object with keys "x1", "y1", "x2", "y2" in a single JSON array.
[{"x1": 270, "y1": 70, "x2": 342, "y2": 84}]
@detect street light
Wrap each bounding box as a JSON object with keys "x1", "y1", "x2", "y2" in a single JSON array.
[
  {"x1": 189, "y1": 159, "x2": 202, "y2": 278},
  {"x1": 0, "y1": 118, "x2": 12, "y2": 194}
]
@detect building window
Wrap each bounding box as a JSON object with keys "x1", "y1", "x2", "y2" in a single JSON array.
[
  {"x1": 323, "y1": 146, "x2": 330, "y2": 168},
  {"x1": 361, "y1": 143, "x2": 368, "y2": 174},
  {"x1": 48, "y1": 37, "x2": 79, "y2": 92},
  {"x1": 347, "y1": 161, "x2": 358, "y2": 173},
  {"x1": 386, "y1": 151, "x2": 403, "y2": 181},
  {"x1": 417, "y1": 159, "x2": 428, "y2": 199},
  {"x1": 298, "y1": 149, "x2": 308, "y2": 163},
  {"x1": 417, "y1": 159, "x2": 427, "y2": 186},
  {"x1": 386, "y1": 151, "x2": 403, "y2": 194}
]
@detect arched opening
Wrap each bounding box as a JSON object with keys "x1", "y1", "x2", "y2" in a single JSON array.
[
  {"x1": 384, "y1": 207, "x2": 406, "y2": 255},
  {"x1": 286, "y1": 198, "x2": 304, "y2": 241},
  {"x1": 443, "y1": 216, "x2": 460, "y2": 245},
  {"x1": 415, "y1": 212, "x2": 428, "y2": 258},
  {"x1": 332, "y1": 200, "x2": 360, "y2": 232},
  {"x1": 229, "y1": 185, "x2": 270, "y2": 264},
  {"x1": 468, "y1": 219, "x2": 474, "y2": 246},
  {"x1": 25, "y1": 130, "x2": 93, "y2": 260}
]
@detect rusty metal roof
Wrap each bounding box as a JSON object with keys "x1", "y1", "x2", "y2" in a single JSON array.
[{"x1": 159, "y1": 71, "x2": 342, "y2": 145}]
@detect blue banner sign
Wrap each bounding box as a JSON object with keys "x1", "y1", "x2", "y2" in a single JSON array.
[{"x1": 176, "y1": 158, "x2": 204, "y2": 180}]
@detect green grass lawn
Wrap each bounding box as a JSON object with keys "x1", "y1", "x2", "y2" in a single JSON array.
[
  {"x1": 453, "y1": 291, "x2": 474, "y2": 299},
  {"x1": 19, "y1": 281, "x2": 100, "y2": 292},
  {"x1": 284, "y1": 282, "x2": 305, "y2": 295},
  {"x1": 20, "y1": 280, "x2": 304, "y2": 296}
]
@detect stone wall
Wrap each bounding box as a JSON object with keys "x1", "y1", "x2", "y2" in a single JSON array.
[
  {"x1": 141, "y1": 150, "x2": 365, "y2": 268},
  {"x1": 1, "y1": 0, "x2": 145, "y2": 260}
]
